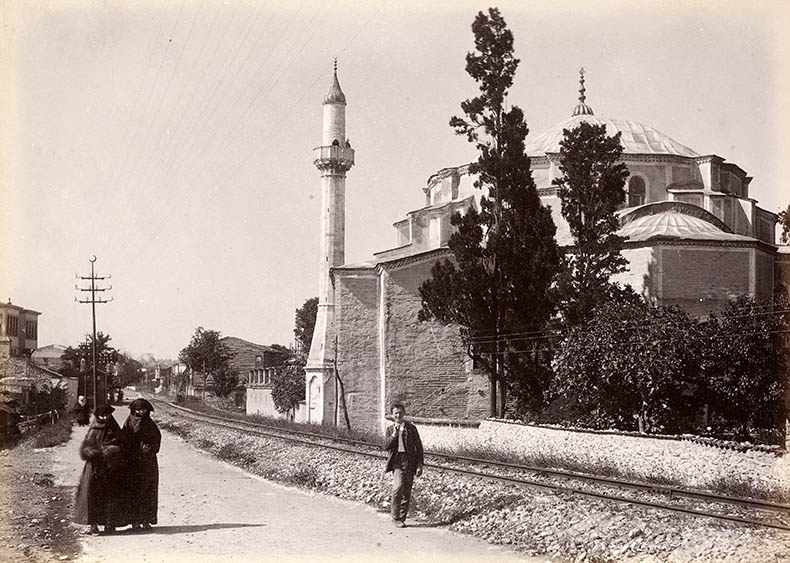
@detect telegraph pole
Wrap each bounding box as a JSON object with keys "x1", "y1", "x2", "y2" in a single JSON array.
[{"x1": 76, "y1": 256, "x2": 112, "y2": 410}]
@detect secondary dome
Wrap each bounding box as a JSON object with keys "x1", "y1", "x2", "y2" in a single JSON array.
[
  {"x1": 618, "y1": 202, "x2": 752, "y2": 243},
  {"x1": 526, "y1": 114, "x2": 699, "y2": 158}
]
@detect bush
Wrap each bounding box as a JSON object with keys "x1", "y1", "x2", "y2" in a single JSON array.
[{"x1": 30, "y1": 413, "x2": 72, "y2": 448}]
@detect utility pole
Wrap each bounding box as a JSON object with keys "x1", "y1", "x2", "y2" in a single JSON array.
[{"x1": 76, "y1": 256, "x2": 112, "y2": 410}]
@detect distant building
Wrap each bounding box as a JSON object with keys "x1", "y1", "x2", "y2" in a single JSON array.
[
  {"x1": 0, "y1": 299, "x2": 40, "y2": 356},
  {"x1": 0, "y1": 337, "x2": 74, "y2": 409},
  {"x1": 215, "y1": 336, "x2": 294, "y2": 417},
  {"x1": 31, "y1": 344, "x2": 68, "y2": 372}
]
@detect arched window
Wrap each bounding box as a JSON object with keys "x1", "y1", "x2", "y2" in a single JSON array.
[{"x1": 628, "y1": 176, "x2": 646, "y2": 207}]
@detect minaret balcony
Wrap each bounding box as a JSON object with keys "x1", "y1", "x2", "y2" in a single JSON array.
[{"x1": 313, "y1": 145, "x2": 355, "y2": 172}]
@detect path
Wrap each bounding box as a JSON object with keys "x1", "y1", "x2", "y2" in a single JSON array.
[{"x1": 50, "y1": 411, "x2": 546, "y2": 563}]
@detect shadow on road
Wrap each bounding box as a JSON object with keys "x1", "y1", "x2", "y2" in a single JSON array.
[{"x1": 125, "y1": 523, "x2": 266, "y2": 535}]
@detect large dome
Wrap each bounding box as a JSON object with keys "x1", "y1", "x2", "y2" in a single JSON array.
[{"x1": 526, "y1": 114, "x2": 699, "y2": 158}]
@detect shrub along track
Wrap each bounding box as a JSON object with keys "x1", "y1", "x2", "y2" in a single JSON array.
[{"x1": 148, "y1": 396, "x2": 790, "y2": 533}]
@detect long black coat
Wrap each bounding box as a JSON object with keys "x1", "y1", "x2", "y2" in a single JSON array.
[
  {"x1": 73, "y1": 418, "x2": 128, "y2": 526},
  {"x1": 122, "y1": 414, "x2": 161, "y2": 525},
  {"x1": 72, "y1": 402, "x2": 90, "y2": 426}
]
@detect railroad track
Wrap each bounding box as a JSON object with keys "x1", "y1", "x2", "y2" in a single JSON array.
[{"x1": 146, "y1": 395, "x2": 790, "y2": 532}]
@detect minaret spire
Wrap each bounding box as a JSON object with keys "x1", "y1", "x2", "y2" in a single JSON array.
[
  {"x1": 572, "y1": 67, "x2": 594, "y2": 116},
  {"x1": 306, "y1": 62, "x2": 355, "y2": 425}
]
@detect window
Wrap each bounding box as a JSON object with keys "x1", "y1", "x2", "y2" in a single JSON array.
[
  {"x1": 255, "y1": 355, "x2": 262, "y2": 368},
  {"x1": 25, "y1": 321, "x2": 37, "y2": 339},
  {"x1": 628, "y1": 176, "x2": 646, "y2": 207},
  {"x1": 6, "y1": 316, "x2": 18, "y2": 337}
]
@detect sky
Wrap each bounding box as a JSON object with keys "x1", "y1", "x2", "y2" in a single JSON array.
[{"x1": 2, "y1": 0, "x2": 789, "y2": 361}]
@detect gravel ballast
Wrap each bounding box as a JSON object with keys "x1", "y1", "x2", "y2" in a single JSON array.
[{"x1": 157, "y1": 409, "x2": 790, "y2": 562}]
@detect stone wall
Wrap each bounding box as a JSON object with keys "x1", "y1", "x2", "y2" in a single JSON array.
[
  {"x1": 335, "y1": 272, "x2": 381, "y2": 431},
  {"x1": 384, "y1": 259, "x2": 489, "y2": 421},
  {"x1": 246, "y1": 386, "x2": 305, "y2": 422},
  {"x1": 660, "y1": 245, "x2": 750, "y2": 315},
  {"x1": 419, "y1": 419, "x2": 790, "y2": 495}
]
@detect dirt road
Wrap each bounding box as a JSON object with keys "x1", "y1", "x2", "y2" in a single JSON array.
[{"x1": 50, "y1": 414, "x2": 544, "y2": 563}]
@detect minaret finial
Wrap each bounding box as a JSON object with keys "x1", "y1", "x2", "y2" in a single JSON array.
[
  {"x1": 323, "y1": 58, "x2": 346, "y2": 105},
  {"x1": 572, "y1": 66, "x2": 594, "y2": 117}
]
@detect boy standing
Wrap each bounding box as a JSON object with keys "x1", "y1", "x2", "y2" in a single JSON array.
[{"x1": 384, "y1": 403, "x2": 424, "y2": 527}]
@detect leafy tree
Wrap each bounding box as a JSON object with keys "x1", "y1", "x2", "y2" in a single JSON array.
[
  {"x1": 699, "y1": 296, "x2": 787, "y2": 440},
  {"x1": 115, "y1": 353, "x2": 143, "y2": 388},
  {"x1": 60, "y1": 332, "x2": 118, "y2": 378},
  {"x1": 268, "y1": 343, "x2": 291, "y2": 363},
  {"x1": 552, "y1": 299, "x2": 702, "y2": 433},
  {"x1": 553, "y1": 121, "x2": 630, "y2": 326},
  {"x1": 294, "y1": 297, "x2": 318, "y2": 357},
  {"x1": 778, "y1": 203, "x2": 790, "y2": 245},
  {"x1": 178, "y1": 327, "x2": 238, "y2": 398},
  {"x1": 271, "y1": 361, "x2": 306, "y2": 417},
  {"x1": 60, "y1": 332, "x2": 119, "y2": 398},
  {"x1": 418, "y1": 8, "x2": 561, "y2": 417}
]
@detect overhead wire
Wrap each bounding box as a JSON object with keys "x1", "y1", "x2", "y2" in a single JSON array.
[
  {"x1": 115, "y1": 1, "x2": 330, "y2": 269},
  {"x1": 479, "y1": 328, "x2": 790, "y2": 356},
  {"x1": 96, "y1": 9, "x2": 170, "y2": 251},
  {"x1": 466, "y1": 306, "x2": 790, "y2": 347},
  {"x1": 140, "y1": 0, "x2": 276, "y2": 214},
  {"x1": 111, "y1": 1, "x2": 254, "y2": 266},
  {"x1": 110, "y1": 0, "x2": 216, "y2": 257},
  {"x1": 112, "y1": 1, "x2": 309, "y2": 268},
  {"x1": 105, "y1": 0, "x2": 188, "y2": 241}
]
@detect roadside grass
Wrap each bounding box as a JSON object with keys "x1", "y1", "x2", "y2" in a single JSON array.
[
  {"x1": 286, "y1": 466, "x2": 321, "y2": 489},
  {"x1": 28, "y1": 413, "x2": 73, "y2": 449},
  {"x1": 710, "y1": 474, "x2": 790, "y2": 504},
  {"x1": 217, "y1": 442, "x2": 257, "y2": 466},
  {"x1": 0, "y1": 426, "x2": 82, "y2": 562},
  {"x1": 172, "y1": 395, "x2": 383, "y2": 445}
]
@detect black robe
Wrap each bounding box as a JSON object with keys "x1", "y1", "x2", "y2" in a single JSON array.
[
  {"x1": 73, "y1": 417, "x2": 128, "y2": 526},
  {"x1": 72, "y1": 402, "x2": 90, "y2": 426},
  {"x1": 122, "y1": 414, "x2": 161, "y2": 525}
]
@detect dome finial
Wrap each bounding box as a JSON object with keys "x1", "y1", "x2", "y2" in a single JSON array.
[
  {"x1": 334, "y1": 57, "x2": 338, "y2": 73},
  {"x1": 572, "y1": 67, "x2": 594, "y2": 116}
]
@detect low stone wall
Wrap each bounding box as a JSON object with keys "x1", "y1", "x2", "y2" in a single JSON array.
[
  {"x1": 246, "y1": 387, "x2": 305, "y2": 422},
  {"x1": 419, "y1": 419, "x2": 790, "y2": 497}
]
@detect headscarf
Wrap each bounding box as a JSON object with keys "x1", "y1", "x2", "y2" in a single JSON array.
[
  {"x1": 127, "y1": 398, "x2": 154, "y2": 433},
  {"x1": 77, "y1": 395, "x2": 86, "y2": 407},
  {"x1": 89, "y1": 404, "x2": 115, "y2": 429}
]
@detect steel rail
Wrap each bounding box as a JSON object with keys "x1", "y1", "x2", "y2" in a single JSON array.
[{"x1": 149, "y1": 396, "x2": 790, "y2": 531}]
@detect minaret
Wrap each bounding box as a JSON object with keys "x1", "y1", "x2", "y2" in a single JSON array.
[{"x1": 305, "y1": 61, "x2": 354, "y2": 424}]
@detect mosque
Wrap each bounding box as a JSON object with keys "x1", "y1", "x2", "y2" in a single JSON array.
[{"x1": 303, "y1": 67, "x2": 780, "y2": 433}]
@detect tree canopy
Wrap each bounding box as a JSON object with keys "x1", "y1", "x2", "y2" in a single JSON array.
[
  {"x1": 418, "y1": 8, "x2": 560, "y2": 417},
  {"x1": 270, "y1": 361, "x2": 306, "y2": 417},
  {"x1": 551, "y1": 298, "x2": 702, "y2": 433},
  {"x1": 60, "y1": 332, "x2": 119, "y2": 384},
  {"x1": 778, "y1": 203, "x2": 790, "y2": 245},
  {"x1": 294, "y1": 297, "x2": 318, "y2": 357},
  {"x1": 553, "y1": 121, "x2": 630, "y2": 326},
  {"x1": 178, "y1": 327, "x2": 238, "y2": 397}
]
